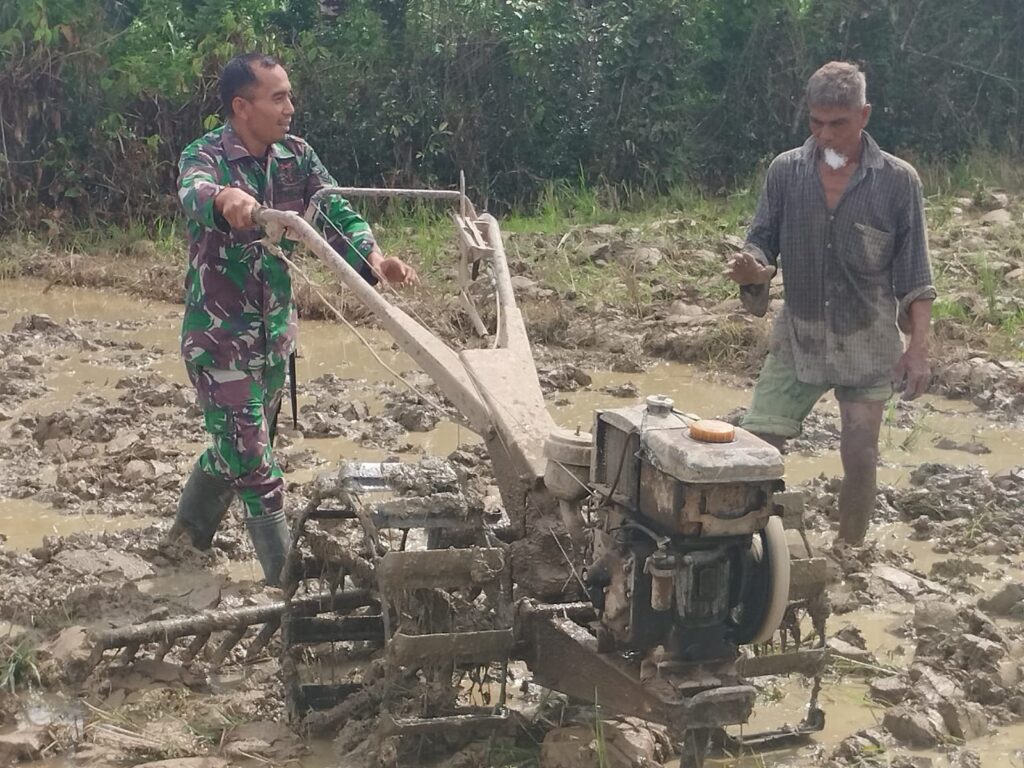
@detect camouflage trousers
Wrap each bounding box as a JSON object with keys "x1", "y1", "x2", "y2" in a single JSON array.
[{"x1": 186, "y1": 361, "x2": 287, "y2": 517}]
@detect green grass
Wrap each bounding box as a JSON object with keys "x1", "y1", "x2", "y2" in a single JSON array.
[
  {"x1": 349, "y1": 176, "x2": 753, "y2": 314},
  {"x1": 1, "y1": 637, "x2": 41, "y2": 694},
  {"x1": 374, "y1": 199, "x2": 452, "y2": 273},
  {"x1": 931, "y1": 297, "x2": 971, "y2": 323},
  {"x1": 0, "y1": 250, "x2": 21, "y2": 280},
  {"x1": 505, "y1": 175, "x2": 623, "y2": 234},
  {"x1": 185, "y1": 703, "x2": 250, "y2": 747},
  {"x1": 882, "y1": 399, "x2": 931, "y2": 452},
  {"x1": 999, "y1": 306, "x2": 1024, "y2": 344},
  {"x1": 62, "y1": 217, "x2": 183, "y2": 263},
  {"x1": 917, "y1": 146, "x2": 1024, "y2": 198},
  {"x1": 2, "y1": 148, "x2": 1023, "y2": 354},
  {"x1": 486, "y1": 743, "x2": 540, "y2": 768},
  {"x1": 974, "y1": 255, "x2": 1002, "y2": 319},
  {"x1": 922, "y1": 161, "x2": 1024, "y2": 359},
  {"x1": 499, "y1": 179, "x2": 756, "y2": 313},
  {"x1": 592, "y1": 710, "x2": 611, "y2": 768}
]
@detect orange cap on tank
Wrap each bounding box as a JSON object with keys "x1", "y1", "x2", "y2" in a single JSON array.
[{"x1": 689, "y1": 419, "x2": 736, "y2": 443}]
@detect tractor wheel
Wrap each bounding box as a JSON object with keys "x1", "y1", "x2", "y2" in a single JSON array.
[{"x1": 734, "y1": 516, "x2": 791, "y2": 645}]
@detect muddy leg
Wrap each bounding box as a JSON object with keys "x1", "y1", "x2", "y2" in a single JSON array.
[{"x1": 836, "y1": 400, "x2": 884, "y2": 546}]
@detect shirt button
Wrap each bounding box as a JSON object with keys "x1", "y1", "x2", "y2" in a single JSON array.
[
  {"x1": 826, "y1": 243, "x2": 832, "y2": 249},
  {"x1": 825, "y1": 300, "x2": 831, "y2": 307},
  {"x1": 829, "y1": 215, "x2": 835, "y2": 222}
]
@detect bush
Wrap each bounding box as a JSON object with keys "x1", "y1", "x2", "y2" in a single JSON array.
[{"x1": 1, "y1": 0, "x2": 1022, "y2": 228}]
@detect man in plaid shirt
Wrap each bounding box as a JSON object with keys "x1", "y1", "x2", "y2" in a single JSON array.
[
  {"x1": 169, "y1": 53, "x2": 415, "y2": 584},
  {"x1": 728, "y1": 61, "x2": 935, "y2": 547}
]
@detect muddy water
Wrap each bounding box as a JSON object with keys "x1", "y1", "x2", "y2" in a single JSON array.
[
  {"x1": 4, "y1": 279, "x2": 1022, "y2": 485},
  {"x1": 3, "y1": 279, "x2": 1024, "y2": 766},
  {"x1": 784, "y1": 403, "x2": 1024, "y2": 485},
  {"x1": 0, "y1": 498, "x2": 158, "y2": 550},
  {"x1": 708, "y1": 697, "x2": 1024, "y2": 767},
  {"x1": 553, "y1": 367, "x2": 1024, "y2": 486}
]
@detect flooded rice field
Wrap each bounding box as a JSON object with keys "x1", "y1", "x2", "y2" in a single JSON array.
[{"x1": 1, "y1": 278, "x2": 1022, "y2": 768}]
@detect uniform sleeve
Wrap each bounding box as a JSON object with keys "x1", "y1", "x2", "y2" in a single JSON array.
[
  {"x1": 304, "y1": 147, "x2": 379, "y2": 284},
  {"x1": 177, "y1": 141, "x2": 229, "y2": 232},
  {"x1": 893, "y1": 169, "x2": 936, "y2": 327}
]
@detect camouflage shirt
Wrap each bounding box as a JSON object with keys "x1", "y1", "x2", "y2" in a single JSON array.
[{"x1": 177, "y1": 122, "x2": 378, "y2": 371}]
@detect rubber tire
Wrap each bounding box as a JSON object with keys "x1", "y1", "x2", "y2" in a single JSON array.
[
  {"x1": 733, "y1": 516, "x2": 792, "y2": 645},
  {"x1": 750, "y1": 516, "x2": 791, "y2": 644}
]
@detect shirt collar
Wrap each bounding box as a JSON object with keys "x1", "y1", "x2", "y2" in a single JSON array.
[
  {"x1": 799, "y1": 130, "x2": 884, "y2": 170},
  {"x1": 220, "y1": 122, "x2": 250, "y2": 161},
  {"x1": 221, "y1": 121, "x2": 296, "y2": 161},
  {"x1": 271, "y1": 141, "x2": 295, "y2": 160}
]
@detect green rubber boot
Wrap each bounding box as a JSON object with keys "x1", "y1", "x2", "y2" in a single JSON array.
[
  {"x1": 245, "y1": 510, "x2": 291, "y2": 587},
  {"x1": 166, "y1": 464, "x2": 235, "y2": 550}
]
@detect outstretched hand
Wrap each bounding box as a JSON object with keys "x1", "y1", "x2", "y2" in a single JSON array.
[
  {"x1": 375, "y1": 255, "x2": 418, "y2": 286},
  {"x1": 725, "y1": 251, "x2": 774, "y2": 285}
]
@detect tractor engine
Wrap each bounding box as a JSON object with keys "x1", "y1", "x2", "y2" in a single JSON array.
[{"x1": 545, "y1": 395, "x2": 789, "y2": 663}]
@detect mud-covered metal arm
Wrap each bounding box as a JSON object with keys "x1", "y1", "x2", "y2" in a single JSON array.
[
  {"x1": 478, "y1": 213, "x2": 531, "y2": 355},
  {"x1": 252, "y1": 206, "x2": 492, "y2": 434},
  {"x1": 454, "y1": 213, "x2": 557, "y2": 482}
]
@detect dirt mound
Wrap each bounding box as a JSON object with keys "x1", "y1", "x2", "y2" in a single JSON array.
[{"x1": 896, "y1": 463, "x2": 1024, "y2": 555}]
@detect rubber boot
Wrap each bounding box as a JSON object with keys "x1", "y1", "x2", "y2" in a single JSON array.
[
  {"x1": 166, "y1": 464, "x2": 235, "y2": 550},
  {"x1": 245, "y1": 509, "x2": 291, "y2": 586}
]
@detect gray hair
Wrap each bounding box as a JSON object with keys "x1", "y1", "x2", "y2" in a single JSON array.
[{"x1": 806, "y1": 61, "x2": 866, "y2": 109}]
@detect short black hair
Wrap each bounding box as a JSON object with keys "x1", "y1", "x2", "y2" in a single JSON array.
[{"x1": 220, "y1": 53, "x2": 280, "y2": 117}]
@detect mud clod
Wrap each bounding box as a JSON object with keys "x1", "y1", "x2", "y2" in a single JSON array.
[{"x1": 540, "y1": 718, "x2": 671, "y2": 768}]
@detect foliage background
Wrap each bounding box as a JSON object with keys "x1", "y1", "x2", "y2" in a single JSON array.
[{"x1": 1, "y1": 0, "x2": 1022, "y2": 227}]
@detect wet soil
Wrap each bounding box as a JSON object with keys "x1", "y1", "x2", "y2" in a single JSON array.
[
  {"x1": 7, "y1": 189, "x2": 1024, "y2": 421},
  {"x1": 1, "y1": 192, "x2": 1023, "y2": 768}
]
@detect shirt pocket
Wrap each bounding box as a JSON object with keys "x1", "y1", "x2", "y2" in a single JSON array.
[
  {"x1": 273, "y1": 182, "x2": 306, "y2": 214},
  {"x1": 852, "y1": 222, "x2": 894, "y2": 273},
  {"x1": 272, "y1": 160, "x2": 306, "y2": 213}
]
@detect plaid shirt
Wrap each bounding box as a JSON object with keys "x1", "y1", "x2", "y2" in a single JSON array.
[
  {"x1": 744, "y1": 132, "x2": 936, "y2": 387},
  {"x1": 177, "y1": 122, "x2": 378, "y2": 371}
]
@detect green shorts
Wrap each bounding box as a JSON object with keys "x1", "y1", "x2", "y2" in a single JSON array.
[{"x1": 740, "y1": 353, "x2": 893, "y2": 439}]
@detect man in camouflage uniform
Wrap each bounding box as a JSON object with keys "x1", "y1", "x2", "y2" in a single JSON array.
[{"x1": 170, "y1": 53, "x2": 415, "y2": 584}]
